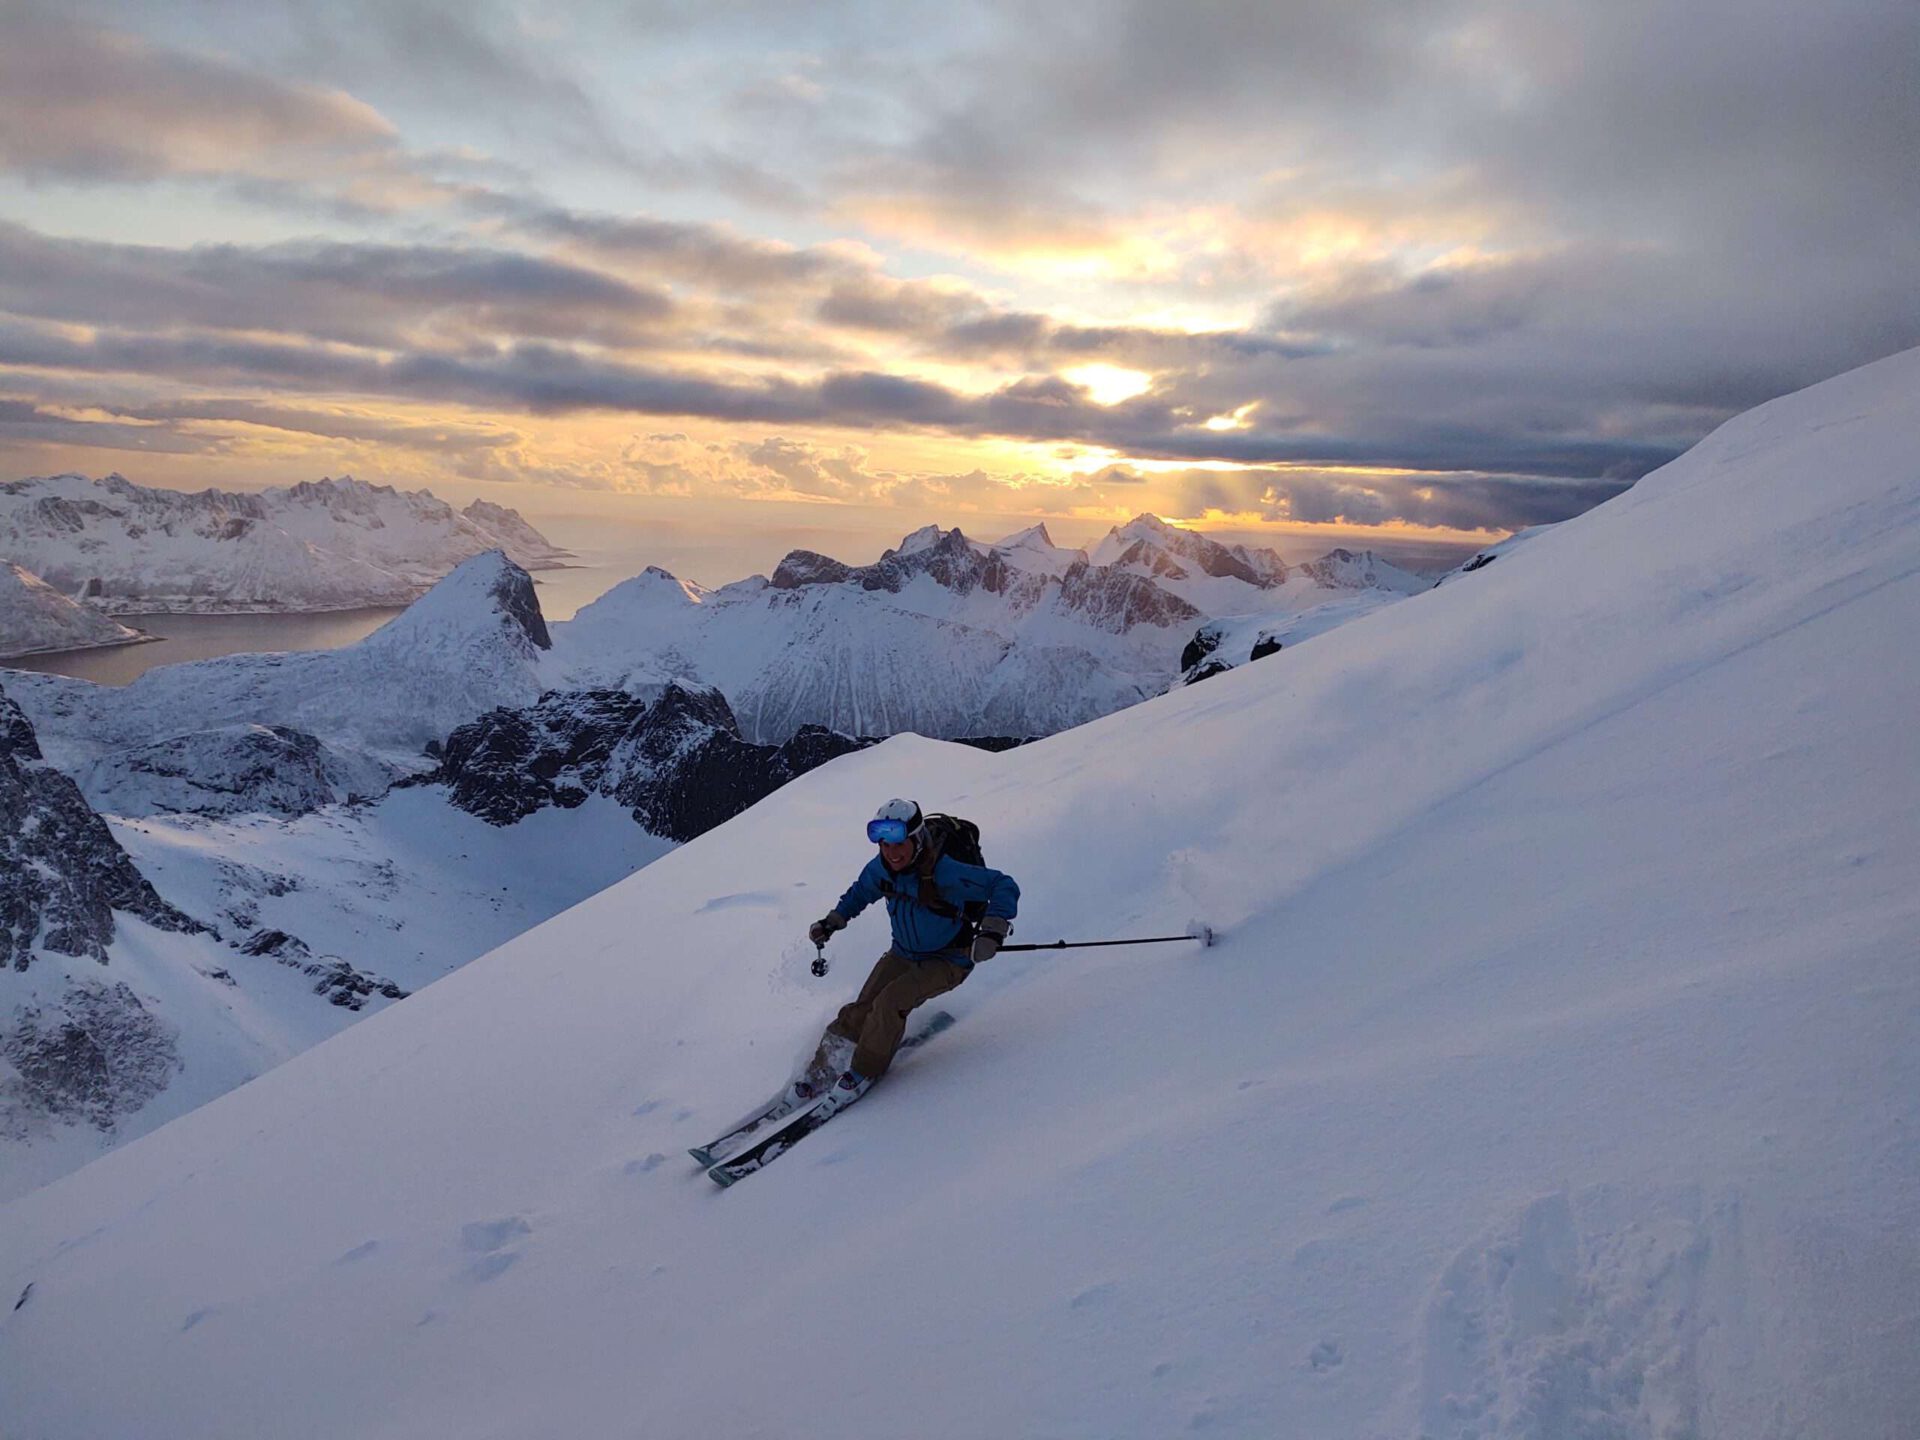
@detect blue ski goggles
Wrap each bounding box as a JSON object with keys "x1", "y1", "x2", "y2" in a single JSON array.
[{"x1": 867, "y1": 817, "x2": 914, "y2": 844}]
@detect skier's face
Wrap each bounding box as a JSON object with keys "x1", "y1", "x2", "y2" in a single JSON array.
[{"x1": 878, "y1": 836, "x2": 916, "y2": 872}]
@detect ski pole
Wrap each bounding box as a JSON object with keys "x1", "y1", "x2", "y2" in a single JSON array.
[
  {"x1": 1000, "y1": 924, "x2": 1214, "y2": 953},
  {"x1": 811, "y1": 942, "x2": 830, "y2": 977}
]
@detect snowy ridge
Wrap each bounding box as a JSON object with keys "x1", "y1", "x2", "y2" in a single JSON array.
[
  {"x1": 0, "y1": 473, "x2": 572, "y2": 614},
  {"x1": 0, "y1": 561, "x2": 148, "y2": 660},
  {"x1": 2, "y1": 350, "x2": 1914, "y2": 1436}
]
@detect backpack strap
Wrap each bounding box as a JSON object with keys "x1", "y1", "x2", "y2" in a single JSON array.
[
  {"x1": 911, "y1": 837, "x2": 960, "y2": 919},
  {"x1": 876, "y1": 837, "x2": 973, "y2": 939}
]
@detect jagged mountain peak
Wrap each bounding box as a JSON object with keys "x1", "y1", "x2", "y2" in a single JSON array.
[
  {"x1": 893, "y1": 523, "x2": 952, "y2": 556},
  {"x1": 995, "y1": 522, "x2": 1056, "y2": 549},
  {"x1": 1092, "y1": 513, "x2": 1289, "y2": 589},
  {"x1": 275, "y1": 474, "x2": 408, "y2": 504}
]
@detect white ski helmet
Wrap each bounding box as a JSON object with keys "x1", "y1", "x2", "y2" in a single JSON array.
[{"x1": 867, "y1": 798, "x2": 925, "y2": 846}]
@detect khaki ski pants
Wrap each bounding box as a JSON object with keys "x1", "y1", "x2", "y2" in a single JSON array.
[{"x1": 828, "y1": 951, "x2": 970, "y2": 1078}]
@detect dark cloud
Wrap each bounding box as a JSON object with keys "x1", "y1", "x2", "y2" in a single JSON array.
[
  {"x1": 0, "y1": 305, "x2": 1682, "y2": 484},
  {"x1": 816, "y1": 276, "x2": 979, "y2": 334},
  {"x1": 0, "y1": 398, "x2": 210, "y2": 454},
  {"x1": 486, "y1": 198, "x2": 844, "y2": 292},
  {"x1": 0, "y1": 223, "x2": 674, "y2": 350},
  {"x1": 108, "y1": 399, "x2": 518, "y2": 454},
  {"x1": 1158, "y1": 465, "x2": 1632, "y2": 534},
  {"x1": 5, "y1": 0, "x2": 1915, "y2": 540}
]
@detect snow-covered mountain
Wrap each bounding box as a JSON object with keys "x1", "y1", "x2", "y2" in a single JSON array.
[
  {"x1": 0, "y1": 473, "x2": 573, "y2": 614},
  {"x1": 0, "y1": 555, "x2": 877, "y2": 1195},
  {"x1": 1296, "y1": 546, "x2": 1430, "y2": 594},
  {"x1": 0, "y1": 674, "x2": 673, "y2": 1200},
  {"x1": 0, "y1": 561, "x2": 148, "y2": 660},
  {"x1": 548, "y1": 518, "x2": 1400, "y2": 742},
  {"x1": 3, "y1": 349, "x2": 1914, "y2": 1438},
  {"x1": 1091, "y1": 511, "x2": 1292, "y2": 609},
  {"x1": 3, "y1": 550, "x2": 554, "y2": 774}
]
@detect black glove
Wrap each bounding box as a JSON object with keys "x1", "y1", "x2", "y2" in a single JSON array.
[
  {"x1": 970, "y1": 915, "x2": 1011, "y2": 964},
  {"x1": 808, "y1": 912, "x2": 847, "y2": 946}
]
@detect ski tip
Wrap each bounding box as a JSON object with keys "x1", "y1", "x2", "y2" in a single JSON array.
[
  {"x1": 687, "y1": 1147, "x2": 713, "y2": 1168},
  {"x1": 707, "y1": 1165, "x2": 740, "y2": 1189}
]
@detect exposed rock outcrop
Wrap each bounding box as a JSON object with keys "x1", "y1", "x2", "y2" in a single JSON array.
[
  {"x1": 2, "y1": 982, "x2": 180, "y2": 1137},
  {"x1": 0, "y1": 683, "x2": 204, "y2": 973},
  {"x1": 81, "y1": 724, "x2": 395, "y2": 820},
  {"x1": 433, "y1": 683, "x2": 875, "y2": 841}
]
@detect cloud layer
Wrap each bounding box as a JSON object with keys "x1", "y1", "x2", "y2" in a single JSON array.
[{"x1": 2, "y1": 0, "x2": 1915, "y2": 539}]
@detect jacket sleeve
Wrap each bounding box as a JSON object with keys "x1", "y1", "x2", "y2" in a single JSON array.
[
  {"x1": 935, "y1": 857, "x2": 1020, "y2": 920},
  {"x1": 834, "y1": 857, "x2": 887, "y2": 920}
]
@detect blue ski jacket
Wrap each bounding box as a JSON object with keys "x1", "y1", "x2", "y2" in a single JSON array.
[{"x1": 835, "y1": 850, "x2": 1020, "y2": 963}]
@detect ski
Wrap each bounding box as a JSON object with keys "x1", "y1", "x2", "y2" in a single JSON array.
[
  {"x1": 689, "y1": 1010, "x2": 956, "y2": 1169},
  {"x1": 687, "y1": 1079, "x2": 812, "y2": 1170},
  {"x1": 705, "y1": 1090, "x2": 845, "y2": 1186}
]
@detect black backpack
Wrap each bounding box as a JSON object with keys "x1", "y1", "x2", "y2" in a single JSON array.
[{"x1": 884, "y1": 813, "x2": 988, "y2": 934}]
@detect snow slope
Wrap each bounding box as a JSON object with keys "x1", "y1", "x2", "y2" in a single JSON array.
[
  {"x1": 0, "y1": 560, "x2": 147, "y2": 659},
  {"x1": 3, "y1": 349, "x2": 1918, "y2": 1438},
  {"x1": 0, "y1": 473, "x2": 572, "y2": 613}
]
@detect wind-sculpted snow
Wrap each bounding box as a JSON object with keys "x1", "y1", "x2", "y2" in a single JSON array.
[
  {"x1": 0, "y1": 473, "x2": 572, "y2": 614},
  {"x1": 4, "y1": 348, "x2": 1916, "y2": 1437},
  {"x1": 0, "y1": 562, "x2": 146, "y2": 661}
]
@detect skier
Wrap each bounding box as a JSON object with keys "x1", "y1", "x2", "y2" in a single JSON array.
[{"x1": 804, "y1": 798, "x2": 1019, "y2": 1116}]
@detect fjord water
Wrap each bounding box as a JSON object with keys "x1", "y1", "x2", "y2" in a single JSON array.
[
  {"x1": 2, "y1": 607, "x2": 409, "y2": 684},
  {"x1": 2, "y1": 568, "x2": 602, "y2": 685}
]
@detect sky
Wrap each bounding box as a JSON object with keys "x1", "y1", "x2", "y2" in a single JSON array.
[{"x1": 0, "y1": 0, "x2": 1915, "y2": 570}]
